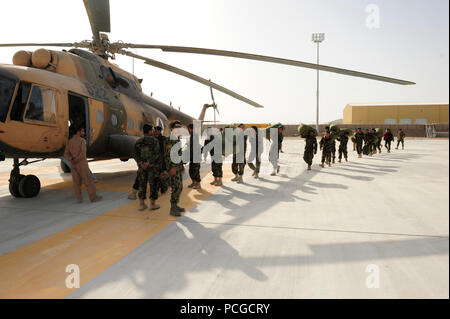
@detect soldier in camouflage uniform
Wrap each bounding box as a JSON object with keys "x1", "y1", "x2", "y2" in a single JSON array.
[
  {"x1": 203, "y1": 128, "x2": 224, "y2": 186},
  {"x1": 166, "y1": 121, "x2": 186, "y2": 216},
  {"x1": 366, "y1": 129, "x2": 377, "y2": 156},
  {"x1": 303, "y1": 130, "x2": 318, "y2": 170},
  {"x1": 232, "y1": 124, "x2": 248, "y2": 183},
  {"x1": 319, "y1": 132, "x2": 334, "y2": 167},
  {"x1": 355, "y1": 128, "x2": 365, "y2": 158},
  {"x1": 128, "y1": 124, "x2": 154, "y2": 200},
  {"x1": 187, "y1": 124, "x2": 202, "y2": 189},
  {"x1": 337, "y1": 131, "x2": 349, "y2": 163},
  {"x1": 383, "y1": 128, "x2": 394, "y2": 153},
  {"x1": 396, "y1": 128, "x2": 406, "y2": 150},
  {"x1": 134, "y1": 124, "x2": 162, "y2": 211},
  {"x1": 154, "y1": 126, "x2": 169, "y2": 194}
]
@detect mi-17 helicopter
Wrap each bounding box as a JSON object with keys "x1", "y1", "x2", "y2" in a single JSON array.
[{"x1": 0, "y1": 0, "x2": 414, "y2": 198}]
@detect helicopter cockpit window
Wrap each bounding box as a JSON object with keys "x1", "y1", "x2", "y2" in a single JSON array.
[
  {"x1": 24, "y1": 86, "x2": 57, "y2": 124},
  {"x1": 10, "y1": 82, "x2": 31, "y2": 122},
  {"x1": 0, "y1": 76, "x2": 17, "y2": 123},
  {"x1": 111, "y1": 114, "x2": 118, "y2": 126},
  {"x1": 127, "y1": 119, "x2": 134, "y2": 130}
]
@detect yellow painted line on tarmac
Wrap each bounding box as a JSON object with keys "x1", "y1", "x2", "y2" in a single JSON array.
[{"x1": 0, "y1": 168, "x2": 234, "y2": 299}]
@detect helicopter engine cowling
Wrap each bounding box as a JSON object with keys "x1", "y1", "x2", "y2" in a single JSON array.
[
  {"x1": 31, "y1": 49, "x2": 52, "y2": 68},
  {"x1": 12, "y1": 50, "x2": 32, "y2": 67}
]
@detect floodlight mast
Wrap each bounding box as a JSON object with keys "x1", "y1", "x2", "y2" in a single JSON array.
[{"x1": 312, "y1": 33, "x2": 325, "y2": 133}]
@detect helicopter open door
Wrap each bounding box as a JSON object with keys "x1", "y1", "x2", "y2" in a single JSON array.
[{"x1": 68, "y1": 92, "x2": 90, "y2": 145}]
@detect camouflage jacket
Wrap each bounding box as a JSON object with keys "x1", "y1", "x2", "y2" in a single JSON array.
[
  {"x1": 166, "y1": 137, "x2": 184, "y2": 171},
  {"x1": 304, "y1": 136, "x2": 318, "y2": 153},
  {"x1": 319, "y1": 136, "x2": 334, "y2": 152},
  {"x1": 384, "y1": 132, "x2": 394, "y2": 142},
  {"x1": 337, "y1": 135, "x2": 349, "y2": 148},
  {"x1": 397, "y1": 131, "x2": 406, "y2": 140},
  {"x1": 156, "y1": 134, "x2": 168, "y2": 171},
  {"x1": 355, "y1": 132, "x2": 365, "y2": 143},
  {"x1": 366, "y1": 132, "x2": 376, "y2": 143},
  {"x1": 134, "y1": 135, "x2": 162, "y2": 170}
]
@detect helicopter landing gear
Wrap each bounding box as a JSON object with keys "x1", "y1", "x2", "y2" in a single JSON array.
[{"x1": 9, "y1": 158, "x2": 42, "y2": 198}]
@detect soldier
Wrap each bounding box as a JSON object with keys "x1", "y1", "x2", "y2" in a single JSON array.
[
  {"x1": 128, "y1": 124, "x2": 154, "y2": 200},
  {"x1": 355, "y1": 128, "x2": 365, "y2": 158},
  {"x1": 134, "y1": 124, "x2": 162, "y2": 211},
  {"x1": 203, "y1": 128, "x2": 223, "y2": 186},
  {"x1": 64, "y1": 125, "x2": 102, "y2": 203},
  {"x1": 374, "y1": 129, "x2": 383, "y2": 154},
  {"x1": 167, "y1": 121, "x2": 186, "y2": 216},
  {"x1": 248, "y1": 126, "x2": 262, "y2": 178},
  {"x1": 352, "y1": 129, "x2": 357, "y2": 151},
  {"x1": 363, "y1": 129, "x2": 370, "y2": 148},
  {"x1": 319, "y1": 132, "x2": 333, "y2": 167},
  {"x1": 187, "y1": 123, "x2": 202, "y2": 190},
  {"x1": 303, "y1": 130, "x2": 318, "y2": 171},
  {"x1": 269, "y1": 125, "x2": 284, "y2": 176},
  {"x1": 231, "y1": 123, "x2": 247, "y2": 183},
  {"x1": 383, "y1": 128, "x2": 394, "y2": 153},
  {"x1": 396, "y1": 128, "x2": 406, "y2": 150},
  {"x1": 155, "y1": 126, "x2": 169, "y2": 194},
  {"x1": 337, "y1": 131, "x2": 349, "y2": 163},
  {"x1": 366, "y1": 128, "x2": 377, "y2": 156}
]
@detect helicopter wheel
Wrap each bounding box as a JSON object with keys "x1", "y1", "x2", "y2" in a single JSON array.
[
  {"x1": 18, "y1": 175, "x2": 41, "y2": 198},
  {"x1": 60, "y1": 160, "x2": 71, "y2": 173},
  {"x1": 9, "y1": 174, "x2": 25, "y2": 198}
]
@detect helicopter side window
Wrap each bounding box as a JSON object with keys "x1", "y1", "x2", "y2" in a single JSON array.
[
  {"x1": 10, "y1": 82, "x2": 31, "y2": 122},
  {"x1": 24, "y1": 86, "x2": 57, "y2": 124},
  {"x1": 0, "y1": 76, "x2": 17, "y2": 123}
]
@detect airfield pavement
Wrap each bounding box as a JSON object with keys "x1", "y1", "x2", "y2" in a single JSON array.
[{"x1": 0, "y1": 138, "x2": 448, "y2": 299}]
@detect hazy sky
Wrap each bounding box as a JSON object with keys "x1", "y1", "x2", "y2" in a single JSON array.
[{"x1": 0, "y1": 0, "x2": 448, "y2": 124}]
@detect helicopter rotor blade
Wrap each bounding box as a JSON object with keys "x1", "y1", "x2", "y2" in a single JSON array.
[
  {"x1": 83, "y1": 0, "x2": 111, "y2": 42},
  {"x1": 119, "y1": 50, "x2": 264, "y2": 109},
  {"x1": 122, "y1": 44, "x2": 415, "y2": 85},
  {"x1": 0, "y1": 43, "x2": 79, "y2": 48}
]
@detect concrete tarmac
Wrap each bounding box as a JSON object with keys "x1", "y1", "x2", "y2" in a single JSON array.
[{"x1": 0, "y1": 138, "x2": 448, "y2": 298}]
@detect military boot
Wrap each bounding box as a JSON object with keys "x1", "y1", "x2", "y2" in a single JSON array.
[
  {"x1": 127, "y1": 189, "x2": 137, "y2": 200},
  {"x1": 319, "y1": 163, "x2": 325, "y2": 168},
  {"x1": 277, "y1": 165, "x2": 280, "y2": 173},
  {"x1": 138, "y1": 199, "x2": 148, "y2": 211},
  {"x1": 270, "y1": 169, "x2": 277, "y2": 176},
  {"x1": 237, "y1": 175, "x2": 244, "y2": 183},
  {"x1": 215, "y1": 178, "x2": 223, "y2": 186},
  {"x1": 231, "y1": 174, "x2": 239, "y2": 182},
  {"x1": 176, "y1": 204, "x2": 186, "y2": 213},
  {"x1": 358, "y1": 154, "x2": 362, "y2": 158},
  {"x1": 332, "y1": 158, "x2": 335, "y2": 164},
  {"x1": 193, "y1": 182, "x2": 201, "y2": 190},
  {"x1": 210, "y1": 178, "x2": 218, "y2": 185},
  {"x1": 338, "y1": 159, "x2": 342, "y2": 163},
  {"x1": 170, "y1": 203, "x2": 181, "y2": 217},
  {"x1": 150, "y1": 200, "x2": 160, "y2": 211},
  {"x1": 345, "y1": 157, "x2": 348, "y2": 162},
  {"x1": 307, "y1": 165, "x2": 312, "y2": 171},
  {"x1": 187, "y1": 182, "x2": 195, "y2": 188},
  {"x1": 254, "y1": 172, "x2": 259, "y2": 179}
]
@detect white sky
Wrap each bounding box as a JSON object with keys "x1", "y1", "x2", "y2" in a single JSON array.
[{"x1": 0, "y1": 0, "x2": 448, "y2": 124}]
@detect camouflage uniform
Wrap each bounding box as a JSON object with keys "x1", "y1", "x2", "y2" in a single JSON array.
[
  {"x1": 384, "y1": 131, "x2": 394, "y2": 151},
  {"x1": 156, "y1": 134, "x2": 169, "y2": 194},
  {"x1": 397, "y1": 131, "x2": 406, "y2": 149},
  {"x1": 355, "y1": 132, "x2": 365, "y2": 155},
  {"x1": 366, "y1": 131, "x2": 376, "y2": 154},
  {"x1": 204, "y1": 135, "x2": 223, "y2": 178},
  {"x1": 337, "y1": 135, "x2": 349, "y2": 160},
  {"x1": 166, "y1": 138, "x2": 184, "y2": 205},
  {"x1": 188, "y1": 132, "x2": 202, "y2": 183},
  {"x1": 134, "y1": 136, "x2": 162, "y2": 201},
  {"x1": 330, "y1": 135, "x2": 337, "y2": 162},
  {"x1": 303, "y1": 135, "x2": 318, "y2": 166},
  {"x1": 319, "y1": 135, "x2": 334, "y2": 164}
]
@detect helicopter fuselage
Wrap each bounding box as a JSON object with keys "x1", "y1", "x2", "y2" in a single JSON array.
[{"x1": 0, "y1": 48, "x2": 194, "y2": 162}]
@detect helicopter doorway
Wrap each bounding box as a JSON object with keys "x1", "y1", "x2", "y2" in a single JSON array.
[{"x1": 68, "y1": 93, "x2": 90, "y2": 145}]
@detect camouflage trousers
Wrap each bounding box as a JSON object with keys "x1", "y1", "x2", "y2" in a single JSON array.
[
  {"x1": 211, "y1": 161, "x2": 223, "y2": 178},
  {"x1": 397, "y1": 139, "x2": 404, "y2": 148},
  {"x1": 232, "y1": 155, "x2": 246, "y2": 175},
  {"x1": 385, "y1": 140, "x2": 392, "y2": 151},
  {"x1": 331, "y1": 144, "x2": 336, "y2": 160},
  {"x1": 170, "y1": 167, "x2": 183, "y2": 204},
  {"x1": 321, "y1": 150, "x2": 332, "y2": 164},
  {"x1": 138, "y1": 167, "x2": 159, "y2": 200},
  {"x1": 156, "y1": 173, "x2": 169, "y2": 195},
  {"x1": 248, "y1": 160, "x2": 261, "y2": 174},
  {"x1": 338, "y1": 146, "x2": 348, "y2": 160},
  {"x1": 189, "y1": 163, "x2": 201, "y2": 183},
  {"x1": 303, "y1": 150, "x2": 315, "y2": 166},
  {"x1": 356, "y1": 141, "x2": 363, "y2": 155}
]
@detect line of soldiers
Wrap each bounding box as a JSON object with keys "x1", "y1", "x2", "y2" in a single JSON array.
[
  {"x1": 303, "y1": 126, "x2": 407, "y2": 169},
  {"x1": 130, "y1": 121, "x2": 185, "y2": 217}
]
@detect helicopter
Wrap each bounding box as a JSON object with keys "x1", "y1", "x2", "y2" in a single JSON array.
[{"x1": 0, "y1": 0, "x2": 414, "y2": 198}]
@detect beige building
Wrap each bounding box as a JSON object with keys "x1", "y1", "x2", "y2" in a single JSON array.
[{"x1": 343, "y1": 103, "x2": 449, "y2": 125}]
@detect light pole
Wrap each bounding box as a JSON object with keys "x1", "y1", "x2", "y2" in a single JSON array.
[{"x1": 312, "y1": 33, "x2": 325, "y2": 133}]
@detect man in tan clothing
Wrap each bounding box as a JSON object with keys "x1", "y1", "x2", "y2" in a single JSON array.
[{"x1": 64, "y1": 126, "x2": 102, "y2": 203}]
